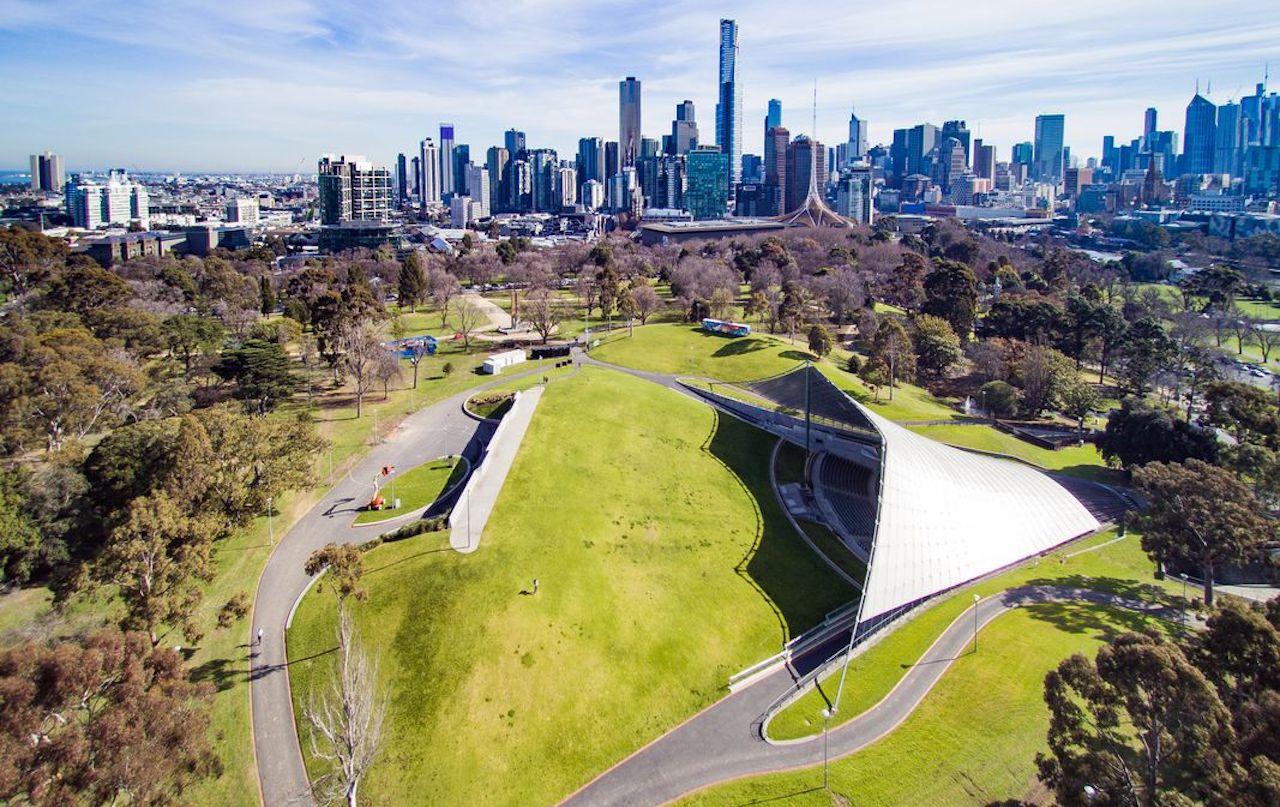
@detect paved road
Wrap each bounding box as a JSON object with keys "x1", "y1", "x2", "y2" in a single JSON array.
[
  {"x1": 249, "y1": 379, "x2": 515, "y2": 805},
  {"x1": 560, "y1": 585, "x2": 1181, "y2": 806}
]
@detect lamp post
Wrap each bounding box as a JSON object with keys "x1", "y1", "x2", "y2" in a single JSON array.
[{"x1": 821, "y1": 707, "x2": 832, "y2": 790}]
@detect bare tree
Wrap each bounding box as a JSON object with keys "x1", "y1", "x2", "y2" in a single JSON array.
[
  {"x1": 373, "y1": 349, "x2": 402, "y2": 399},
  {"x1": 426, "y1": 263, "x2": 460, "y2": 327},
  {"x1": 523, "y1": 288, "x2": 566, "y2": 343},
  {"x1": 341, "y1": 320, "x2": 387, "y2": 418},
  {"x1": 305, "y1": 608, "x2": 387, "y2": 807},
  {"x1": 452, "y1": 296, "x2": 485, "y2": 351},
  {"x1": 1252, "y1": 320, "x2": 1280, "y2": 364},
  {"x1": 631, "y1": 283, "x2": 660, "y2": 325}
]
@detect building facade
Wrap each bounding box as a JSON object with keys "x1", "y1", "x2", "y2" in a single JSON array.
[
  {"x1": 715, "y1": 18, "x2": 743, "y2": 191},
  {"x1": 29, "y1": 152, "x2": 64, "y2": 192},
  {"x1": 1033, "y1": 114, "x2": 1065, "y2": 183},
  {"x1": 619, "y1": 76, "x2": 642, "y2": 168},
  {"x1": 685, "y1": 145, "x2": 729, "y2": 220},
  {"x1": 65, "y1": 170, "x2": 150, "y2": 229},
  {"x1": 317, "y1": 155, "x2": 391, "y2": 225}
]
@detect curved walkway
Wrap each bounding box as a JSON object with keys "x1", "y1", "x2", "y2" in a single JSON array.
[
  {"x1": 560, "y1": 584, "x2": 1181, "y2": 806},
  {"x1": 250, "y1": 371, "x2": 542, "y2": 805}
]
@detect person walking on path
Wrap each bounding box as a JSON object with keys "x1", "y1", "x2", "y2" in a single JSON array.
[
  {"x1": 256, "y1": 627, "x2": 264, "y2": 646},
  {"x1": 533, "y1": 578, "x2": 539, "y2": 594}
]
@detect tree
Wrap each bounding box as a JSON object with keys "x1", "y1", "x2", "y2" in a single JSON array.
[
  {"x1": 305, "y1": 608, "x2": 387, "y2": 807},
  {"x1": 1037, "y1": 632, "x2": 1238, "y2": 807},
  {"x1": 0, "y1": 225, "x2": 68, "y2": 295},
  {"x1": 1059, "y1": 380, "x2": 1101, "y2": 434},
  {"x1": 912, "y1": 314, "x2": 963, "y2": 380},
  {"x1": 979, "y1": 380, "x2": 1019, "y2": 418},
  {"x1": 921, "y1": 259, "x2": 978, "y2": 338},
  {"x1": 373, "y1": 348, "x2": 402, "y2": 399},
  {"x1": 858, "y1": 359, "x2": 888, "y2": 401},
  {"x1": 869, "y1": 317, "x2": 916, "y2": 399},
  {"x1": 305, "y1": 543, "x2": 367, "y2": 601},
  {"x1": 807, "y1": 324, "x2": 833, "y2": 358},
  {"x1": 1097, "y1": 398, "x2": 1218, "y2": 468},
  {"x1": 708, "y1": 286, "x2": 736, "y2": 320},
  {"x1": 214, "y1": 338, "x2": 301, "y2": 414},
  {"x1": 1113, "y1": 317, "x2": 1174, "y2": 395},
  {"x1": 91, "y1": 491, "x2": 216, "y2": 645},
  {"x1": 341, "y1": 320, "x2": 387, "y2": 418},
  {"x1": 258, "y1": 275, "x2": 276, "y2": 315},
  {"x1": 523, "y1": 288, "x2": 565, "y2": 343},
  {"x1": 0, "y1": 628, "x2": 219, "y2": 805},
  {"x1": 426, "y1": 264, "x2": 460, "y2": 326},
  {"x1": 630, "y1": 282, "x2": 660, "y2": 325},
  {"x1": 0, "y1": 466, "x2": 42, "y2": 585},
  {"x1": 1018, "y1": 345, "x2": 1075, "y2": 417},
  {"x1": 451, "y1": 296, "x2": 484, "y2": 351},
  {"x1": 1253, "y1": 319, "x2": 1280, "y2": 364},
  {"x1": 1133, "y1": 458, "x2": 1274, "y2": 606},
  {"x1": 397, "y1": 252, "x2": 425, "y2": 312}
]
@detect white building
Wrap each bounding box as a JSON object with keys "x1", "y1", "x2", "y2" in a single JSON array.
[
  {"x1": 465, "y1": 164, "x2": 490, "y2": 218},
  {"x1": 556, "y1": 166, "x2": 577, "y2": 209},
  {"x1": 65, "y1": 170, "x2": 149, "y2": 230},
  {"x1": 581, "y1": 179, "x2": 605, "y2": 211},
  {"x1": 225, "y1": 197, "x2": 260, "y2": 225},
  {"x1": 835, "y1": 163, "x2": 874, "y2": 225},
  {"x1": 450, "y1": 195, "x2": 475, "y2": 228}
]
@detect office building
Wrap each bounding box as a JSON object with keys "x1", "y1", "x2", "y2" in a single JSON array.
[
  {"x1": 29, "y1": 152, "x2": 64, "y2": 193},
  {"x1": 465, "y1": 164, "x2": 490, "y2": 218},
  {"x1": 507, "y1": 159, "x2": 531, "y2": 212},
  {"x1": 577, "y1": 137, "x2": 603, "y2": 186},
  {"x1": 848, "y1": 109, "x2": 867, "y2": 161},
  {"x1": 1033, "y1": 114, "x2": 1065, "y2": 182},
  {"x1": 972, "y1": 139, "x2": 996, "y2": 181},
  {"x1": 1215, "y1": 102, "x2": 1243, "y2": 176},
  {"x1": 581, "y1": 179, "x2": 605, "y2": 211},
  {"x1": 556, "y1": 166, "x2": 578, "y2": 209},
  {"x1": 530, "y1": 149, "x2": 558, "y2": 213},
  {"x1": 685, "y1": 145, "x2": 730, "y2": 220},
  {"x1": 504, "y1": 129, "x2": 527, "y2": 161},
  {"x1": 715, "y1": 18, "x2": 743, "y2": 190},
  {"x1": 619, "y1": 76, "x2": 642, "y2": 167},
  {"x1": 1182, "y1": 91, "x2": 1217, "y2": 175},
  {"x1": 395, "y1": 153, "x2": 409, "y2": 206},
  {"x1": 1144, "y1": 107, "x2": 1158, "y2": 150},
  {"x1": 906, "y1": 123, "x2": 939, "y2": 177},
  {"x1": 419, "y1": 137, "x2": 441, "y2": 205},
  {"x1": 835, "y1": 163, "x2": 874, "y2": 225},
  {"x1": 672, "y1": 100, "x2": 698, "y2": 155},
  {"x1": 1012, "y1": 141, "x2": 1033, "y2": 168},
  {"x1": 763, "y1": 126, "x2": 789, "y2": 215},
  {"x1": 941, "y1": 120, "x2": 970, "y2": 164},
  {"x1": 439, "y1": 123, "x2": 456, "y2": 200},
  {"x1": 409, "y1": 156, "x2": 421, "y2": 200},
  {"x1": 741, "y1": 154, "x2": 763, "y2": 183},
  {"x1": 604, "y1": 141, "x2": 620, "y2": 181},
  {"x1": 450, "y1": 195, "x2": 474, "y2": 228},
  {"x1": 766, "y1": 99, "x2": 782, "y2": 138},
  {"x1": 784, "y1": 136, "x2": 826, "y2": 213},
  {"x1": 225, "y1": 197, "x2": 259, "y2": 225},
  {"x1": 452, "y1": 144, "x2": 470, "y2": 197},
  {"x1": 486, "y1": 146, "x2": 509, "y2": 212},
  {"x1": 317, "y1": 154, "x2": 391, "y2": 225}
]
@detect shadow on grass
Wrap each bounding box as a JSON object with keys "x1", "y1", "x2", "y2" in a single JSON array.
[
  {"x1": 778, "y1": 350, "x2": 815, "y2": 362},
  {"x1": 717, "y1": 785, "x2": 825, "y2": 806},
  {"x1": 704, "y1": 411, "x2": 857, "y2": 640},
  {"x1": 365, "y1": 546, "x2": 452, "y2": 576},
  {"x1": 713, "y1": 336, "x2": 772, "y2": 357}
]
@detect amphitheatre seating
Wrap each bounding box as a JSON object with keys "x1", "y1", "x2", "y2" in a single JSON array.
[{"x1": 815, "y1": 453, "x2": 878, "y2": 541}]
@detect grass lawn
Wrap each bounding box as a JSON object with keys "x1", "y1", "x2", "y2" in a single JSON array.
[
  {"x1": 906, "y1": 423, "x2": 1118, "y2": 482},
  {"x1": 763, "y1": 527, "x2": 1182, "y2": 744},
  {"x1": 797, "y1": 519, "x2": 868, "y2": 585},
  {"x1": 592, "y1": 323, "x2": 818, "y2": 382},
  {"x1": 287, "y1": 367, "x2": 856, "y2": 805},
  {"x1": 0, "y1": 335, "x2": 510, "y2": 807},
  {"x1": 683, "y1": 603, "x2": 1176, "y2": 807},
  {"x1": 774, "y1": 440, "x2": 808, "y2": 487},
  {"x1": 352, "y1": 457, "x2": 464, "y2": 525},
  {"x1": 1235, "y1": 297, "x2": 1280, "y2": 320}
]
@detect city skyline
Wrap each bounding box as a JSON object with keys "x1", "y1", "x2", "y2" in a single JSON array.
[{"x1": 1, "y1": 1, "x2": 1278, "y2": 172}]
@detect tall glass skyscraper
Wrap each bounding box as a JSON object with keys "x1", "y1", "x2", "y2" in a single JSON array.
[
  {"x1": 619, "y1": 77, "x2": 642, "y2": 167},
  {"x1": 1033, "y1": 114, "x2": 1065, "y2": 182},
  {"x1": 686, "y1": 145, "x2": 729, "y2": 220},
  {"x1": 715, "y1": 19, "x2": 742, "y2": 190},
  {"x1": 439, "y1": 123, "x2": 455, "y2": 200},
  {"x1": 1182, "y1": 92, "x2": 1217, "y2": 176}
]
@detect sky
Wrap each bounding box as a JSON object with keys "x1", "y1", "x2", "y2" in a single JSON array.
[{"x1": 2, "y1": 0, "x2": 1277, "y2": 174}]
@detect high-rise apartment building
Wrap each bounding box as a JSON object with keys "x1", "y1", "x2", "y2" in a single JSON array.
[
  {"x1": 715, "y1": 19, "x2": 743, "y2": 190},
  {"x1": 419, "y1": 137, "x2": 440, "y2": 205},
  {"x1": 65, "y1": 169, "x2": 149, "y2": 229},
  {"x1": 1181, "y1": 92, "x2": 1216, "y2": 175},
  {"x1": 439, "y1": 123, "x2": 456, "y2": 200},
  {"x1": 604, "y1": 141, "x2": 620, "y2": 181},
  {"x1": 29, "y1": 152, "x2": 65, "y2": 192},
  {"x1": 556, "y1": 166, "x2": 578, "y2": 209},
  {"x1": 317, "y1": 155, "x2": 391, "y2": 225},
  {"x1": 577, "y1": 137, "x2": 603, "y2": 189},
  {"x1": 941, "y1": 120, "x2": 970, "y2": 165},
  {"x1": 972, "y1": 139, "x2": 996, "y2": 181},
  {"x1": 486, "y1": 147, "x2": 509, "y2": 212},
  {"x1": 619, "y1": 76, "x2": 642, "y2": 167},
  {"x1": 672, "y1": 100, "x2": 698, "y2": 155},
  {"x1": 453, "y1": 144, "x2": 471, "y2": 197},
  {"x1": 764, "y1": 126, "x2": 789, "y2": 215},
  {"x1": 465, "y1": 164, "x2": 490, "y2": 218},
  {"x1": 225, "y1": 197, "x2": 259, "y2": 225},
  {"x1": 685, "y1": 145, "x2": 729, "y2": 220},
  {"x1": 410, "y1": 156, "x2": 421, "y2": 199},
  {"x1": 1033, "y1": 114, "x2": 1065, "y2": 182},
  {"x1": 835, "y1": 164, "x2": 874, "y2": 224},
  {"x1": 529, "y1": 149, "x2": 559, "y2": 212},
  {"x1": 395, "y1": 153, "x2": 409, "y2": 206}
]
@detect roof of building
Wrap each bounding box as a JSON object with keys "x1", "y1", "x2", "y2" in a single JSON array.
[{"x1": 638, "y1": 218, "x2": 785, "y2": 234}]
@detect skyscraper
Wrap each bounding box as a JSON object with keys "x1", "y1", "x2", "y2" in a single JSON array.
[
  {"x1": 1033, "y1": 114, "x2": 1065, "y2": 183},
  {"x1": 504, "y1": 129, "x2": 527, "y2": 161},
  {"x1": 835, "y1": 164, "x2": 874, "y2": 225},
  {"x1": 941, "y1": 120, "x2": 970, "y2": 165},
  {"x1": 848, "y1": 109, "x2": 867, "y2": 160},
  {"x1": 906, "y1": 123, "x2": 939, "y2": 176},
  {"x1": 453, "y1": 144, "x2": 471, "y2": 196},
  {"x1": 576, "y1": 137, "x2": 603, "y2": 188},
  {"x1": 685, "y1": 145, "x2": 730, "y2": 220},
  {"x1": 784, "y1": 136, "x2": 826, "y2": 213},
  {"x1": 439, "y1": 123, "x2": 455, "y2": 200},
  {"x1": 604, "y1": 141, "x2": 620, "y2": 181},
  {"x1": 764, "y1": 126, "x2": 789, "y2": 215},
  {"x1": 671, "y1": 100, "x2": 698, "y2": 155},
  {"x1": 619, "y1": 76, "x2": 642, "y2": 167},
  {"x1": 29, "y1": 152, "x2": 64, "y2": 192},
  {"x1": 1181, "y1": 91, "x2": 1216, "y2": 176},
  {"x1": 1215, "y1": 102, "x2": 1243, "y2": 176},
  {"x1": 317, "y1": 155, "x2": 390, "y2": 225},
  {"x1": 418, "y1": 137, "x2": 440, "y2": 205},
  {"x1": 465, "y1": 164, "x2": 490, "y2": 218},
  {"x1": 486, "y1": 146, "x2": 509, "y2": 212},
  {"x1": 715, "y1": 19, "x2": 743, "y2": 190},
  {"x1": 1143, "y1": 107, "x2": 1158, "y2": 150},
  {"x1": 395, "y1": 153, "x2": 408, "y2": 206},
  {"x1": 972, "y1": 139, "x2": 996, "y2": 181},
  {"x1": 64, "y1": 169, "x2": 148, "y2": 229}
]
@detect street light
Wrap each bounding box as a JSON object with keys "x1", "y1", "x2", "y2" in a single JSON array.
[{"x1": 821, "y1": 707, "x2": 832, "y2": 791}]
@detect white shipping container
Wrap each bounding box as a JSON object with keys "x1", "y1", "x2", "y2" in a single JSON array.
[{"x1": 481, "y1": 349, "x2": 527, "y2": 374}]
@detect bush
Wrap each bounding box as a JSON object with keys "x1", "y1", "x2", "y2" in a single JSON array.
[
  {"x1": 845, "y1": 354, "x2": 861, "y2": 374},
  {"x1": 978, "y1": 380, "x2": 1019, "y2": 417}
]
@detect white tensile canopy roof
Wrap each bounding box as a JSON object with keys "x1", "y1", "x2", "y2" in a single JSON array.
[{"x1": 854, "y1": 405, "x2": 1100, "y2": 622}]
